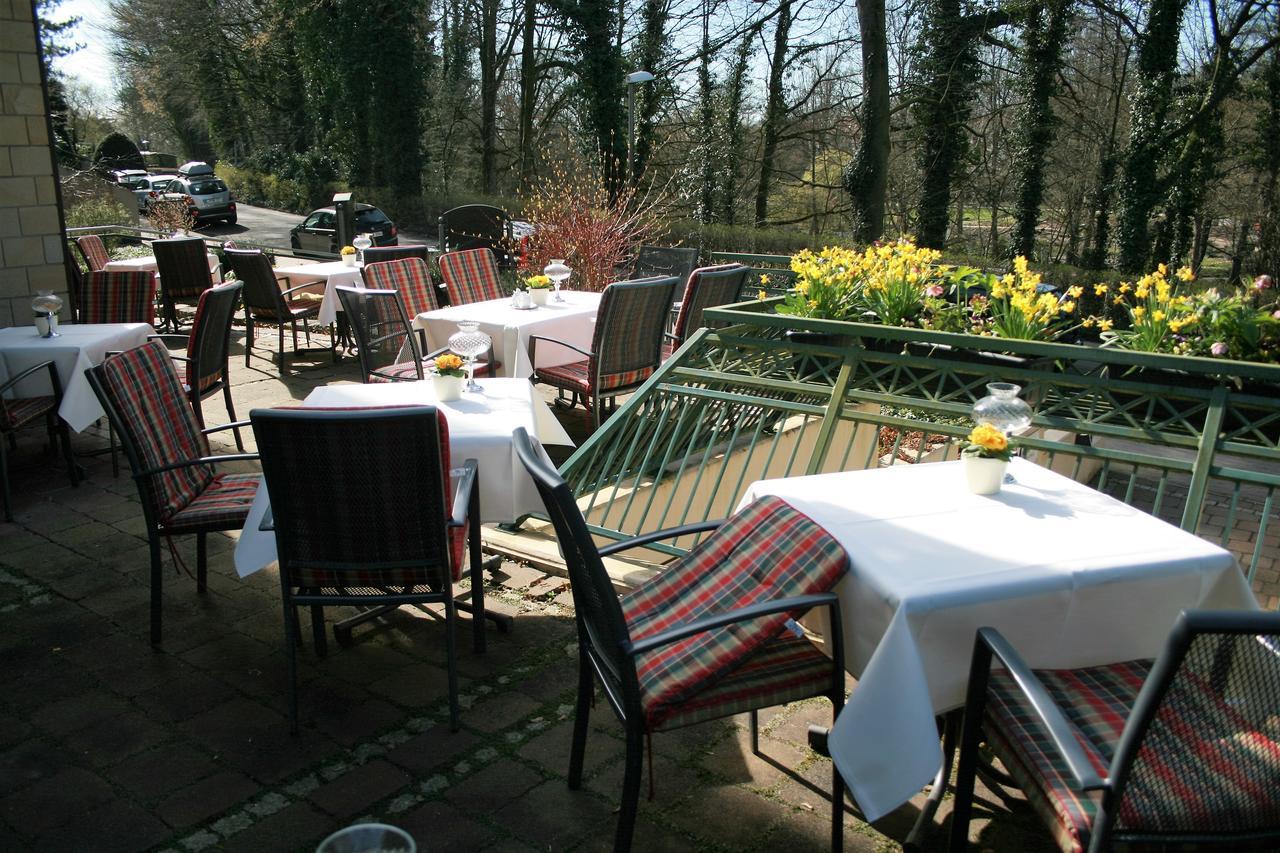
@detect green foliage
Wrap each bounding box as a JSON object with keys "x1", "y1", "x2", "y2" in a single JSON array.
[
  {"x1": 63, "y1": 197, "x2": 132, "y2": 229},
  {"x1": 93, "y1": 132, "x2": 144, "y2": 173}
]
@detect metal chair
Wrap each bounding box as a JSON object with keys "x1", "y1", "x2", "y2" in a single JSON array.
[
  {"x1": 512, "y1": 426, "x2": 848, "y2": 853},
  {"x1": 663, "y1": 264, "x2": 750, "y2": 358},
  {"x1": 361, "y1": 244, "x2": 433, "y2": 267},
  {"x1": 148, "y1": 282, "x2": 244, "y2": 449},
  {"x1": 336, "y1": 286, "x2": 431, "y2": 383},
  {"x1": 152, "y1": 236, "x2": 213, "y2": 332},
  {"x1": 438, "y1": 204, "x2": 513, "y2": 267},
  {"x1": 0, "y1": 361, "x2": 77, "y2": 521},
  {"x1": 530, "y1": 276, "x2": 678, "y2": 429},
  {"x1": 75, "y1": 234, "x2": 111, "y2": 272},
  {"x1": 250, "y1": 405, "x2": 493, "y2": 733},
  {"x1": 361, "y1": 257, "x2": 444, "y2": 352},
  {"x1": 438, "y1": 248, "x2": 504, "y2": 305},
  {"x1": 632, "y1": 245, "x2": 699, "y2": 301},
  {"x1": 85, "y1": 341, "x2": 258, "y2": 645},
  {"x1": 81, "y1": 270, "x2": 157, "y2": 326},
  {"x1": 949, "y1": 610, "x2": 1280, "y2": 853},
  {"x1": 223, "y1": 248, "x2": 334, "y2": 373}
]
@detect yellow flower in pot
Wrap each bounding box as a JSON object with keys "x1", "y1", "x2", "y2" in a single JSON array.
[
  {"x1": 431, "y1": 353, "x2": 466, "y2": 400},
  {"x1": 959, "y1": 423, "x2": 1013, "y2": 495},
  {"x1": 524, "y1": 274, "x2": 553, "y2": 305},
  {"x1": 340, "y1": 245, "x2": 357, "y2": 267}
]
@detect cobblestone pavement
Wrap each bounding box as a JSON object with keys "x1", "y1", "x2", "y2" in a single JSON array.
[{"x1": 0, "y1": 323, "x2": 1224, "y2": 852}]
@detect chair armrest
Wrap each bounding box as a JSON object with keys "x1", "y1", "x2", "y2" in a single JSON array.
[
  {"x1": 528, "y1": 334, "x2": 591, "y2": 368},
  {"x1": 280, "y1": 282, "x2": 321, "y2": 297},
  {"x1": 597, "y1": 519, "x2": 725, "y2": 557},
  {"x1": 147, "y1": 333, "x2": 188, "y2": 346},
  {"x1": 202, "y1": 420, "x2": 251, "y2": 436},
  {"x1": 137, "y1": 453, "x2": 259, "y2": 478},
  {"x1": 0, "y1": 360, "x2": 62, "y2": 399},
  {"x1": 624, "y1": 592, "x2": 839, "y2": 656},
  {"x1": 448, "y1": 459, "x2": 479, "y2": 528},
  {"x1": 976, "y1": 627, "x2": 1108, "y2": 791},
  {"x1": 663, "y1": 331, "x2": 678, "y2": 343}
]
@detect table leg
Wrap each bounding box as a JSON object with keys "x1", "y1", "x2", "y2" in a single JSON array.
[{"x1": 903, "y1": 711, "x2": 961, "y2": 853}]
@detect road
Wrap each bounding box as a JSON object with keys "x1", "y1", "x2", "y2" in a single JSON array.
[{"x1": 163, "y1": 203, "x2": 434, "y2": 254}]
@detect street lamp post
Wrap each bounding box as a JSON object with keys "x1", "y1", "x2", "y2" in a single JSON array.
[{"x1": 626, "y1": 70, "x2": 655, "y2": 182}]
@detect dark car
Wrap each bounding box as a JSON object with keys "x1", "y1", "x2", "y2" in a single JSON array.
[{"x1": 290, "y1": 204, "x2": 398, "y2": 256}]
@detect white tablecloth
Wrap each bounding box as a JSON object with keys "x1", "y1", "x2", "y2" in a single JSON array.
[
  {"x1": 415, "y1": 291, "x2": 601, "y2": 378},
  {"x1": 738, "y1": 457, "x2": 1257, "y2": 822},
  {"x1": 272, "y1": 261, "x2": 364, "y2": 326},
  {"x1": 0, "y1": 323, "x2": 156, "y2": 431},
  {"x1": 104, "y1": 252, "x2": 220, "y2": 280},
  {"x1": 234, "y1": 378, "x2": 574, "y2": 577}
]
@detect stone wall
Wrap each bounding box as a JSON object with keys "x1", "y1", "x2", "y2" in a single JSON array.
[{"x1": 0, "y1": 0, "x2": 67, "y2": 329}]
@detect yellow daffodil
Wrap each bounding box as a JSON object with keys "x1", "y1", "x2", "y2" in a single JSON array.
[
  {"x1": 757, "y1": 289, "x2": 767, "y2": 300},
  {"x1": 1099, "y1": 318, "x2": 1113, "y2": 331},
  {"x1": 1176, "y1": 266, "x2": 1194, "y2": 282},
  {"x1": 1067, "y1": 285, "x2": 1084, "y2": 299},
  {"x1": 1094, "y1": 283, "x2": 1109, "y2": 296}
]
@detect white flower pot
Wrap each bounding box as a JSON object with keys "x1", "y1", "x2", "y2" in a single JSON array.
[
  {"x1": 342, "y1": 254, "x2": 356, "y2": 267},
  {"x1": 963, "y1": 455, "x2": 1008, "y2": 495},
  {"x1": 433, "y1": 374, "x2": 463, "y2": 401},
  {"x1": 530, "y1": 288, "x2": 549, "y2": 306}
]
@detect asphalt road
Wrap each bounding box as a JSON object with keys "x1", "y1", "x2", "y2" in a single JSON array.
[{"x1": 160, "y1": 203, "x2": 434, "y2": 255}]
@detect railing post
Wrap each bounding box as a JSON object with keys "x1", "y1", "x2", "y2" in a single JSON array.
[
  {"x1": 805, "y1": 345, "x2": 855, "y2": 476},
  {"x1": 1181, "y1": 384, "x2": 1228, "y2": 533}
]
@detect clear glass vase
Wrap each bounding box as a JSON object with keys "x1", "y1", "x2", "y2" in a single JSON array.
[
  {"x1": 32, "y1": 290, "x2": 63, "y2": 338},
  {"x1": 971, "y1": 382, "x2": 1032, "y2": 434},
  {"x1": 447, "y1": 321, "x2": 492, "y2": 392}
]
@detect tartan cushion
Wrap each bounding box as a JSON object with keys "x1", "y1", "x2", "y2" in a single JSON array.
[
  {"x1": 184, "y1": 285, "x2": 227, "y2": 394},
  {"x1": 363, "y1": 257, "x2": 441, "y2": 317},
  {"x1": 589, "y1": 279, "x2": 671, "y2": 391},
  {"x1": 600, "y1": 366, "x2": 653, "y2": 392},
  {"x1": 153, "y1": 237, "x2": 212, "y2": 300},
  {"x1": 370, "y1": 361, "x2": 424, "y2": 382},
  {"x1": 534, "y1": 359, "x2": 591, "y2": 394},
  {"x1": 2, "y1": 395, "x2": 56, "y2": 429},
  {"x1": 987, "y1": 658, "x2": 1280, "y2": 852},
  {"x1": 83, "y1": 270, "x2": 157, "y2": 326},
  {"x1": 620, "y1": 495, "x2": 848, "y2": 729},
  {"x1": 76, "y1": 235, "x2": 111, "y2": 271},
  {"x1": 99, "y1": 341, "x2": 213, "y2": 524},
  {"x1": 439, "y1": 249, "x2": 503, "y2": 305},
  {"x1": 672, "y1": 265, "x2": 745, "y2": 345},
  {"x1": 165, "y1": 472, "x2": 259, "y2": 531}
]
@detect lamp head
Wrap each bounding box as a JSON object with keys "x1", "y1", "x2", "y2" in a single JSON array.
[{"x1": 626, "y1": 70, "x2": 656, "y2": 85}]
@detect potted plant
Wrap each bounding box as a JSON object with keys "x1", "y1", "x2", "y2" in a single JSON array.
[
  {"x1": 959, "y1": 423, "x2": 1012, "y2": 495},
  {"x1": 340, "y1": 245, "x2": 357, "y2": 267},
  {"x1": 522, "y1": 273, "x2": 552, "y2": 305},
  {"x1": 430, "y1": 353, "x2": 466, "y2": 401}
]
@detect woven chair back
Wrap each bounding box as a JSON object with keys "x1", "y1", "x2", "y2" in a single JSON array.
[
  {"x1": 633, "y1": 245, "x2": 699, "y2": 295},
  {"x1": 672, "y1": 264, "x2": 749, "y2": 346},
  {"x1": 223, "y1": 249, "x2": 285, "y2": 319},
  {"x1": 590, "y1": 276, "x2": 679, "y2": 392},
  {"x1": 438, "y1": 204, "x2": 510, "y2": 256},
  {"x1": 152, "y1": 237, "x2": 211, "y2": 302},
  {"x1": 75, "y1": 234, "x2": 111, "y2": 271},
  {"x1": 336, "y1": 286, "x2": 421, "y2": 380},
  {"x1": 82, "y1": 270, "x2": 156, "y2": 325},
  {"x1": 361, "y1": 245, "x2": 431, "y2": 266},
  {"x1": 186, "y1": 282, "x2": 241, "y2": 393},
  {"x1": 362, "y1": 257, "x2": 441, "y2": 318},
  {"x1": 92, "y1": 341, "x2": 213, "y2": 523},
  {"x1": 439, "y1": 248, "x2": 503, "y2": 305},
  {"x1": 251, "y1": 406, "x2": 455, "y2": 588}
]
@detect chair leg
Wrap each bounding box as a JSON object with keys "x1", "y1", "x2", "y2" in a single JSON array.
[
  {"x1": 469, "y1": 506, "x2": 486, "y2": 653},
  {"x1": 278, "y1": 324, "x2": 286, "y2": 372},
  {"x1": 568, "y1": 648, "x2": 593, "y2": 789},
  {"x1": 56, "y1": 417, "x2": 78, "y2": 487},
  {"x1": 190, "y1": 389, "x2": 207, "y2": 432},
  {"x1": 196, "y1": 531, "x2": 207, "y2": 593},
  {"x1": 615, "y1": 724, "x2": 644, "y2": 853},
  {"x1": 445, "y1": 599, "x2": 460, "y2": 731},
  {"x1": 284, "y1": 598, "x2": 300, "y2": 735},
  {"x1": 148, "y1": 534, "x2": 163, "y2": 645},
  {"x1": 222, "y1": 381, "x2": 244, "y2": 451},
  {"x1": 750, "y1": 709, "x2": 760, "y2": 755},
  {"x1": 245, "y1": 315, "x2": 253, "y2": 367},
  {"x1": 949, "y1": 643, "x2": 994, "y2": 853},
  {"x1": 109, "y1": 418, "x2": 119, "y2": 478}
]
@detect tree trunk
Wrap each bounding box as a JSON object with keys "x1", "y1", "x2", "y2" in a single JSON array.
[
  {"x1": 479, "y1": 0, "x2": 499, "y2": 194},
  {"x1": 845, "y1": 0, "x2": 889, "y2": 242},
  {"x1": 754, "y1": 0, "x2": 792, "y2": 227},
  {"x1": 631, "y1": 0, "x2": 668, "y2": 184},
  {"x1": 720, "y1": 33, "x2": 751, "y2": 225},
  {"x1": 696, "y1": 1, "x2": 716, "y2": 222},
  {"x1": 518, "y1": 0, "x2": 537, "y2": 186}
]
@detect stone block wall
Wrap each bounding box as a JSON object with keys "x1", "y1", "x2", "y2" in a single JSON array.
[{"x1": 0, "y1": 0, "x2": 67, "y2": 329}]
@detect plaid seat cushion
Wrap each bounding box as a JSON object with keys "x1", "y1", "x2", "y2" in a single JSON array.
[
  {"x1": 620, "y1": 495, "x2": 847, "y2": 729},
  {"x1": 987, "y1": 658, "x2": 1280, "y2": 852},
  {"x1": 370, "y1": 361, "x2": 424, "y2": 382},
  {"x1": 363, "y1": 257, "x2": 441, "y2": 317},
  {"x1": 83, "y1": 270, "x2": 157, "y2": 325},
  {"x1": 165, "y1": 473, "x2": 259, "y2": 531},
  {"x1": 250, "y1": 301, "x2": 319, "y2": 321},
  {"x1": 76, "y1": 235, "x2": 111, "y2": 271},
  {"x1": 3, "y1": 395, "x2": 56, "y2": 429},
  {"x1": 440, "y1": 249, "x2": 503, "y2": 305},
  {"x1": 534, "y1": 359, "x2": 652, "y2": 396}
]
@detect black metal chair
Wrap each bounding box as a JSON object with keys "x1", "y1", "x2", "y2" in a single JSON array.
[
  {"x1": 223, "y1": 248, "x2": 334, "y2": 373},
  {"x1": 361, "y1": 257, "x2": 445, "y2": 353},
  {"x1": 85, "y1": 341, "x2": 258, "y2": 645},
  {"x1": 512, "y1": 426, "x2": 849, "y2": 853},
  {"x1": 438, "y1": 204, "x2": 514, "y2": 268},
  {"x1": 949, "y1": 609, "x2": 1280, "y2": 853},
  {"x1": 632, "y1": 245, "x2": 700, "y2": 302},
  {"x1": 530, "y1": 276, "x2": 678, "y2": 429},
  {"x1": 663, "y1": 263, "x2": 750, "y2": 358},
  {"x1": 152, "y1": 236, "x2": 213, "y2": 332},
  {"x1": 0, "y1": 361, "x2": 77, "y2": 521},
  {"x1": 361, "y1": 244, "x2": 433, "y2": 268},
  {"x1": 336, "y1": 286, "x2": 433, "y2": 383},
  {"x1": 250, "y1": 405, "x2": 492, "y2": 733}
]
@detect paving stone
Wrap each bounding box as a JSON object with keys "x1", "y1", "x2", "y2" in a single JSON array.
[
  {"x1": 105, "y1": 743, "x2": 221, "y2": 803},
  {"x1": 32, "y1": 798, "x2": 172, "y2": 853},
  {"x1": 398, "y1": 799, "x2": 500, "y2": 851},
  {"x1": 463, "y1": 690, "x2": 544, "y2": 733},
  {"x1": 0, "y1": 766, "x2": 116, "y2": 836},
  {"x1": 491, "y1": 778, "x2": 616, "y2": 851},
  {"x1": 307, "y1": 758, "x2": 413, "y2": 818},
  {"x1": 444, "y1": 760, "x2": 544, "y2": 816},
  {"x1": 384, "y1": 725, "x2": 479, "y2": 776},
  {"x1": 219, "y1": 801, "x2": 338, "y2": 853},
  {"x1": 518, "y1": 720, "x2": 621, "y2": 778},
  {"x1": 156, "y1": 770, "x2": 261, "y2": 828}
]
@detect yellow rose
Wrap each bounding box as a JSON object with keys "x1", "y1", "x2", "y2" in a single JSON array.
[{"x1": 967, "y1": 423, "x2": 1009, "y2": 453}]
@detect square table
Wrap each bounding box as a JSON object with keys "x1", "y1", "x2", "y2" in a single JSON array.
[
  {"x1": 234, "y1": 378, "x2": 573, "y2": 577},
  {"x1": 415, "y1": 291, "x2": 601, "y2": 378},
  {"x1": 271, "y1": 261, "x2": 364, "y2": 326},
  {"x1": 0, "y1": 323, "x2": 156, "y2": 431},
  {"x1": 738, "y1": 457, "x2": 1258, "y2": 822}
]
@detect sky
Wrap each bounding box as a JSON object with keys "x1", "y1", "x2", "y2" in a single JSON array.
[{"x1": 47, "y1": 0, "x2": 118, "y2": 106}]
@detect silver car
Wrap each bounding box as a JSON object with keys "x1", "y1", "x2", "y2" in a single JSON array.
[
  {"x1": 135, "y1": 174, "x2": 178, "y2": 213},
  {"x1": 161, "y1": 175, "x2": 237, "y2": 225}
]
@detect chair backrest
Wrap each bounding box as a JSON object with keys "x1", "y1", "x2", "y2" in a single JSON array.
[
  {"x1": 632, "y1": 245, "x2": 699, "y2": 295},
  {"x1": 438, "y1": 204, "x2": 511, "y2": 258},
  {"x1": 223, "y1": 248, "x2": 286, "y2": 318},
  {"x1": 75, "y1": 234, "x2": 111, "y2": 271},
  {"x1": 362, "y1": 256, "x2": 442, "y2": 318},
  {"x1": 86, "y1": 341, "x2": 213, "y2": 525},
  {"x1": 152, "y1": 237, "x2": 211, "y2": 302},
  {"x1": 82, "y1": 270, "x2": 157, "y2": 325},
  {"x1": 1104, "y1": 610, "x2": 1280, "y2": 846},
  {"x1": 186, "y1": 282, "x2": 242, "y2": 392},
  {"x1": 361, "y1": 245, "x2": 432, "y2": 266},
  {"x1": 65, "y1": 243, "x2": 85, "y2": 322},
  {"x1": 438, "y1": 248, "x2": 503, "y2": 305},
  {"x1": 671, "y1": 264, "x2": 750, "y2": 347},
  {"x1": 511, "y1": 427, "x2": 637, "y2": 701},
  {"x1": 590, "y1": 276, "x2": 679, "y2": 392},
  {"x1": 336, "y1": 286, "x2": 421, "y2": 381},
  {"x1": 251, "y1": 406, "x2": 457, "y2": 587}
]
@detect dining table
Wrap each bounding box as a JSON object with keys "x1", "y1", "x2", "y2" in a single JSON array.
[
  {"x1": 271, "y1": 260, "x2": 366, "y2": 326},
  {"x1": 103, "y1": 251, "x2": 221, "y2": 280},
  {"x1": 0, "y1": 323, "x2": 156, "y2": 431},
  {"x1": 414, "y1": 290, "x2": 602, "y2": 378},
  {"x1": 234, "y1": 377, "x2": 574, "y2": 577},
  {"x1": 737, "y1": 457, "x2": 1258, "y2": 823}
]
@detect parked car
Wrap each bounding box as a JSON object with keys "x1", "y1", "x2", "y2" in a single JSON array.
[
  {"x1": 156, "y1": 174, "x2": 237, "y2": 225},
  {"x1": 109, "y1": 169, "x2": 148, "y2": 189},
  {"x1": 290, "y1": 204, "x2": 398, "y2": 255},
  {"x1": 135, "y1": 174, "x2": 178, "y2": 213}
]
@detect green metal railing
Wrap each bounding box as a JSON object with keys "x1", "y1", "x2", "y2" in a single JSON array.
[{"x1": 559, "y1": 265, "x2": 1280, "y2": 595}]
